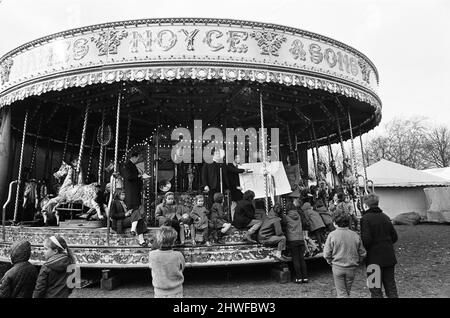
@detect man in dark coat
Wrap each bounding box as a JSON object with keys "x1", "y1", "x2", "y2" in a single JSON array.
[
  {"x1": 225, "y1": 154, "x2": 251, "y2": 220},
  {"x1": 361, "y1": 193, "x2": 399, "y2": 298},
  {"x1": 0, "y1": 241, "x2": 38, "y2": 298},
  {"x1": 202, "y1": 150, "x2": 228, "y2": 209},
  {"x1": 120, "y1": 152, "x2": 143, "y2": 210},
  {"x1": 232, "y1": 190, "x2": 262, "y2": 243}
]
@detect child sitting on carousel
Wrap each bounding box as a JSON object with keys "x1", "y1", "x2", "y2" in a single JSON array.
[
  {"x1": 155, "y1": 192, "x2": 185, "y2": 244},
  {"x1": 209, "y1": 193, "x2": 232, "y2": 243},
  {"x1": 178, "y1": 195, "x2": 195, "y2": 245},
  {"x1": 110, "y1": 189, "x2": 148, "y2": 247},
  {"x1": 190, "y1": 195, "x2": 211, "y2": 245}
]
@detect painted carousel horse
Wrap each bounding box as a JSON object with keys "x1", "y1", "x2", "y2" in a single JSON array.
[{"x1": 41, "y1": 161, "x2": 106, "y2": 225}]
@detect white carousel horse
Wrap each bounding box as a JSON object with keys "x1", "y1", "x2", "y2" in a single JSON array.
[{"x1": 41, "y1": 161, "x2": 106, "y2": 225}]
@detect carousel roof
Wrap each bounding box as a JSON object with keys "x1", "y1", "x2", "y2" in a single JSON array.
[
  {"x1": 363, "y1": 159, "x2": 450, "y2": 188},
  {"x1": 0, "y1": 18, "x2": 382, "y2": 147}
]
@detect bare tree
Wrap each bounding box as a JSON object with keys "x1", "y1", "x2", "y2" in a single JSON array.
[
  {"x1": 424, "y1": 125, "x2": 450, "y2": 168},
  {"x1": 364, "y1": 116, "x2": 429, "y2": 169}
]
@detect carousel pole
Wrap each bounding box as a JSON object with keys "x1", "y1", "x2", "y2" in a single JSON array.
[
  {"x1": 62, "y1": 115, "x2": 72, "y2": 163},
  {"x1": 309, "y1": 131, "x2": 318, "y2": 184},
  {"x1": 327, "y1": 135, "x2": 335, "y2": 189},
  {"x1": 107, "y1": 92, "x2": 122, "y2": 246},
  {"x1": 335, "y1": 110, "x2": 346, "y2": 160},
  {"x1": 347, "y1": 106, "x2": 363, "y2": 215},
  {"x1": 310, "y1": 122, "x2": 320, "y2": 162},
  {"x1": 86, "y1": 128, "x2": 96, "y2": 183},
  {"x1": 30, "y1": 115, "x2": 43, "y2": 178},
  {"x1": 13, "y1": 110, "x2": 29, "y2": 223},
  {"x1": 359, "y1": 127, "x2": 368, "y2": 184},
  {"x1": 75, "y1": 103, "x2": 90, "y2": 182},
  {"x1": 97, "y1": 108, "x2": 105, "y2": 184},
  {"x1": 125, "y1": 114, "x2": 131, "y2": 155},
  {"x1": 259, "y1": 91, "x2": 269, "y2": 215}
]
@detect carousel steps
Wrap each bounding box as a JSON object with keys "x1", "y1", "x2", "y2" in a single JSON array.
[{"x1": 1, "y1": 226, "x2": 323, "y2": 268}]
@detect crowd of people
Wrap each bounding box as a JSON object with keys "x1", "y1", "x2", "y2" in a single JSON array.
[{"x1": 0, "y1": 149, "x2": 399, "y2": 299}]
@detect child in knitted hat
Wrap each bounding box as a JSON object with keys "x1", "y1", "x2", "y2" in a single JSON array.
[{"x1": 0, "y1": 241, "x2": 38, "y2": 298}]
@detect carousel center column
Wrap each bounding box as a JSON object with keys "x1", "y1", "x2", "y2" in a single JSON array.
[{"x1": 0, "y1": 106, "x2": 11, "y2": 205}]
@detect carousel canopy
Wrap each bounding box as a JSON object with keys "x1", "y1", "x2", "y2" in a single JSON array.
[{"x1": 0, "y1": 18, "x2": 381, "y2": 147}]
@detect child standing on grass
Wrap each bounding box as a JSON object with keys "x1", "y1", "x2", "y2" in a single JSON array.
[
  {"x1": 148, "y1": 226, "x2": 185, "y2": 298},
  {"x1": 33, "y1": 236, "x2": 76, "y2": 298},
  {"x1": 323, "y1": 209, "x2": 366, "y2": 298}
]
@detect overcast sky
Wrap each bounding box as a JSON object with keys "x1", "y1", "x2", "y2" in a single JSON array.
[{"x1": 1, "y1": 0, "x2": 449, "y2": 132}]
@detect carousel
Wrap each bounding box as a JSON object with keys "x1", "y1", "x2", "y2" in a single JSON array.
[{"x1": 0, "y1": 18, "x2": 381, "y2": 268}]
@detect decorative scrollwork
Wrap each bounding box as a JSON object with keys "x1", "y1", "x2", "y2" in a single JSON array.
[
  {"x1": 0, "y1": 58, "x2": 13, "y2": 85},
  {"x1": 250, "y1": 31, "x2": 287, "y2": 57},
  {"x1": 91, "y1": 30, "x2": 129, "y2": 56},
  {"x1": 358, "y1": 59, "x2": 372, "y2": 84}
]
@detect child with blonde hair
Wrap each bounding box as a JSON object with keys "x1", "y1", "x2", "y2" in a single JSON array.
[{"x1": 148, "y1": 226, "x2": 185, "y2": 298}]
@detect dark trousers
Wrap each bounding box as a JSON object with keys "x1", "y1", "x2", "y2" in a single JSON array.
[
  {"x1": 368, "y1": 265, "x2": 398, "y2": 298},
  {"x1": 289, "y1": 241, "x2": 308, "y2": 280},
  {"x1": 113, "y1": 209, "x2": 147, "y2": 234}
]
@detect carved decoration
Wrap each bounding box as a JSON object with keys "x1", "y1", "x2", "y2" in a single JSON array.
[
  {"x1": 91, "y1": 30, "x2": 129, "y2": 56},
  {"x1": 289, "y1": 39, "x2": 306, "y2": 61},
  {"x1": 250, "y1": 31, "x2": 287, "y2": 56},
  {"x1": 0, "y1": 58, "x2": 13, "y2": 85},
  {"x1": 358, "y1": 59, "x2": 372, "y2": 84}
]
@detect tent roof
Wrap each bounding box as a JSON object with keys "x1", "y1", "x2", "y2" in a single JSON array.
[
  {"x1": 423, "y1": 167, "x2": 450, "y2": 181},
  {"x1": 362, "y1": 159, "x2": 450, "y2": 187}
]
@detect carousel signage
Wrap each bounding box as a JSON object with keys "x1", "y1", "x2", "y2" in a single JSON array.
[{"x1": 0, "y1": 20, "x2": 378, "y2": 95}]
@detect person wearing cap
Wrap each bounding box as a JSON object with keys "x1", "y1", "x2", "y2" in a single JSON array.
[
  {"x1": 0, "y1": 241, "x2": 38, "y2": 298},
  {"x1": 33, "y1": 236, "x2": 75, "y2": 298},
  {"x1": 361, "y1": 193, "x2": 399, "y2": 298}
]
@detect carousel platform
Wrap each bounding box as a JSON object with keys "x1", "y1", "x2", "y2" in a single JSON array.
[{"x1": 0, "y1": 225, "x2": 322, "y2": 268}]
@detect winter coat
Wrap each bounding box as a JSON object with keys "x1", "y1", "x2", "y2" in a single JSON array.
[
  {"x1": 258, "y1": 211, "x2": 283, "y2": 242},
  {"x1": 0, "y1": 241, "x2": 38, "y2": 298},
  {"x1": 302, "y1": 203, "x2": 325, "y2": 232},
  {"x1": 232, "y1": 199, "x2": 256, "y2": 229},
  {"x1": 360, "y1": 207, "x2": 398, "y2": 267},
  {"x1": 225, "y1": 163, "x2": 245, "y2": 201},
  {"x1": 210, "y1": 203, "x2": 229, "y2": 229},
  {"x1": 190, "y1": 205, "x2": 209, "y2": 230},
  {"x1": 282, "y1": 210, "x2": 304, "y2": 242},
  {"x1": 155, "y1": 203, "x2": 181, "y2": 226},
  {"x1": 315, "y1": 206, "x2": 336, "y2": 232},
  {"x1": 120, "y1": 160, "x2": 142, "y2": 209},
  {"x1": 33, "y1": 254, "x2": 74, "y2": 298}
]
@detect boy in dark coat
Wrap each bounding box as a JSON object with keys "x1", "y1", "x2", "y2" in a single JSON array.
[
  {"x1": 0, "y1": 241, "x2": 38, "y2": 298},
  {"x1": 361, "y1": 193, "x2": 399, "y2": 298},
  {"x1": 283, "y1": 202, "x2": 309, "y2": 283},
  {"x1": 232, "y1": 190, "x2": 262, "y2": 243},
  {"x1": 209, "y1": 193, "x2": 232, "y2": 242},
  {"x1": 258, "y1": 205, "x2": 289, "y2": 261}
]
